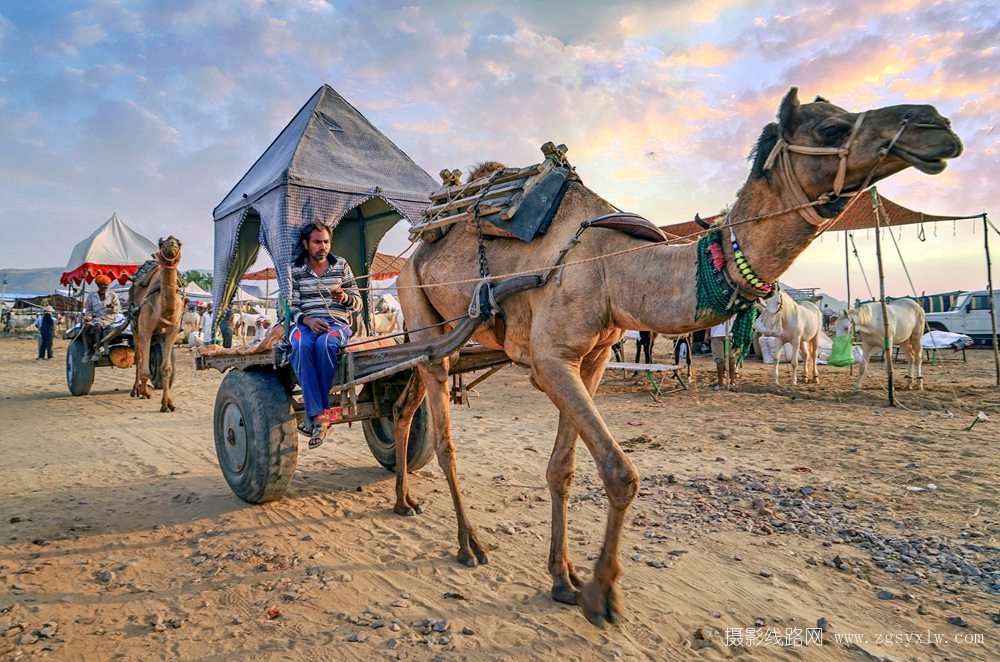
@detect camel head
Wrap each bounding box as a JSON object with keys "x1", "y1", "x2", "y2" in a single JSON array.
[
  {"x1": 751, "y1": 87, "x2": 963, "y2": 219},
  {"x1": 157, "y1": 236, "x2": 182, "y2": 267}
]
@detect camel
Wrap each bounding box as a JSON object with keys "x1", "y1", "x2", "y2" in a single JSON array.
[
  {"x1": 390, "y1": 88, "x2": 962, "y2": 625},
  {"x1": 129, "y1": 236, "x2": 184, "y2": 412}
]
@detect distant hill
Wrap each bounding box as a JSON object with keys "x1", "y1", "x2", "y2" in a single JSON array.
[{"x1": 0, "y1": 267, "x2": 65, "y2": 295}]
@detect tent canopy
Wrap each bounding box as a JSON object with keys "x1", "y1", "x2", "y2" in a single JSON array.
[
  {"x1": 211, "y1": 84, "x2": 437, "y2": 336},
  {"x1": 658, "y1": 187, "x2": 981, "y2": 242},
  {"x1": 243, "y1": 267, "x2": 277, "y2": 281},
  {"x1": 61, "y1": 213, "x2": 158, "y2": 285}
]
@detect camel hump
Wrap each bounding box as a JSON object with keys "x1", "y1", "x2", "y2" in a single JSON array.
[{"x1": 131, "y1": 259, "x2": 159, "y2": 289}]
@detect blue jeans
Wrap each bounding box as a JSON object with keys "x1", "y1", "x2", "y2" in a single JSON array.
[{"x1": 290, "y1": 317, "x2": 352, "y2": 419}]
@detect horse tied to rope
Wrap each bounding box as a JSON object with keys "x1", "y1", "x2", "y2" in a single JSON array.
[{"x1": 834, "y1": 298, "x2": 927, "y2": 391}]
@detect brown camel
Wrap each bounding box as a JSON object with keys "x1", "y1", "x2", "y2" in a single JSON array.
[
  {"x1": 129, "y1": 236, "x2": 184, "y2": 412},
  {"x1": 391, "y1": 88, "x2": 962, "y2": 625}
]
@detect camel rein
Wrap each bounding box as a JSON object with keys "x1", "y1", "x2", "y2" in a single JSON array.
[{"x1": 347, "y1": 116, "x2": 911, "y2": 297}]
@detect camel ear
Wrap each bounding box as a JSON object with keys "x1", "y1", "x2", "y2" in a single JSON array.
[
  {"x1": 813, "y1": 95, "x2": 829, "y2": 103},
  {"x1": 778, "y1": 87, "x2": 800, "y2": 134}
]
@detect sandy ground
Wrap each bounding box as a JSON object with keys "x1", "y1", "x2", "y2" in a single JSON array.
[{"x1": 0, "y1": 336, "x2": 997, "y2": 661}]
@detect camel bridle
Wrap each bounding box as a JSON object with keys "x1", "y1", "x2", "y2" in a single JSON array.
[
  {"x1": 158, "y1": 250, "x2": 180, "y2": 269},
  {"x1": 761, "y1": 110, "x2": 912, "y2": 228}
]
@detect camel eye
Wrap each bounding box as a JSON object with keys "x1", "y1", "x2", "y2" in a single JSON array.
[{"x1": 818, "y1": 122, "x2": 850, "y2": 145}]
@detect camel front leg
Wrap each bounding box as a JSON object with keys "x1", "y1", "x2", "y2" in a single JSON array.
[
  {"x1": 532, "y1": 354, "x2": 638, "y2": 626},
  {"x1": 420, "y1": 358, "x2": 488, "y2": 567},
  {"x1": 159, "y1": 328, "x2": 179, "y2": 412},
  {"x1": 392, "y1": 370, "x2": 427, "y2": 516},
  {"x1": 547, "y1": 348, "x2": 609, "y2": 606},
  {"x1": 131, "y1": 326, "x2": 153, "y2": 399}
]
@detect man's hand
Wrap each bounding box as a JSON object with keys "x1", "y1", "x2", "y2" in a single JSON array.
[
  {"x1": 304, "y1": 316, "x2": 330, "y2": 333},
  {"x1": 329, "y1": 287, "x2": 347, "y2": 303}
]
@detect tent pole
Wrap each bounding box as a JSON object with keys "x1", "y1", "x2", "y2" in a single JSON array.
[
  {"x1": 984, "y1": 213, "x2": 1000, "y2": 387},
  {"x1": 871, "y1": 189, "x2": 895, "y2": 406},
  {"x1": 845, "y1": 232, "x2": 853, "y2": 376}
]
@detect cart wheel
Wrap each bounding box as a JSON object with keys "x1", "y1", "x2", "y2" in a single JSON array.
[
  {"x1": 66, "y1": 338, "x2": 95, "y2": 396},
  {"x1": 149, "y1": 336, "x2": 175, "y2": 389},
  {"x1": 361, "y1": 376, "x2": 434, "y2": 473},
  {"x1": 214, "y1": 370, "x2": 298, "y2": 503}
]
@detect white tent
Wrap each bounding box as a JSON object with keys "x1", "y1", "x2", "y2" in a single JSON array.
[
  {"x1": 60, "y1": 213, "x2": 157, "y2": 285},
  {"x1": 183, "y1": 281, "x2": 213, "y2": 302}
]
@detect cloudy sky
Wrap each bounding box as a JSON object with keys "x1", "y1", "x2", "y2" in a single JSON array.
[{"x1": 0, "y1": 0, "x2": 997, "y2": 299}]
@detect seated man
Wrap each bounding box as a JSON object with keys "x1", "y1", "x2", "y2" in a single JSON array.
[
  {"x1": 289, "y1": 222, "x2": 362, "y2": 449},
  {"x1": 83, "y1": 274, "x2": 122, "y2": 361}
]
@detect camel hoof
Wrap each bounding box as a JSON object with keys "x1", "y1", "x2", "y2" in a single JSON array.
[
  {"x1": 552, "y1": 585, "x2": 579, "y2": 605},
  {"x1": 457, "y1": 549, "x2": 479, "y2": 567},
  {"x1": 393, "y1": 503, "x2": 417, "y2": 517},
  {"x1": 457, "y1": 544, "x2": 489, "y2": 567},
  {"x1": 579, "y1": 580, "x2": 620, "y2": 627},
  {"x1": 160, "y1": 403, "x2": 175, "y2": 413}
]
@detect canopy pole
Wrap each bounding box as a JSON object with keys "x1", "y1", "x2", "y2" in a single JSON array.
[
  {"x1": 871, "y1": 189, "x2": 895, "y2": 406},
  {"x1": 845, "y1": 232, "x2": 853, "y2": 376},
  {"x1": 984, "y1": 213, "x2": 1000, "y2": 387}
]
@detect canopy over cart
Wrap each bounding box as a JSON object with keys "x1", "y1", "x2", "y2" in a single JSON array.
[{"x1": 211, "y1": 84, "x2": 438, "y2": 338}]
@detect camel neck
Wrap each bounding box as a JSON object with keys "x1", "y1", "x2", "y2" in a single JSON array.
[
  {"x1": 160, "y1": 265, "x2": 179, "y2": 317},
  {"x1": 723, "y1": 178, "x2": 820, "y2": 285}
]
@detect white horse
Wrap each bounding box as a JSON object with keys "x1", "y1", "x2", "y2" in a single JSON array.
[
  {"x1": 754, "y1": 290, "x2": 822, "y2": 385},
  {"x1": 834, "y1": 299, "x2": 926, "y2": 391},
  {"x1": 372, "y1": 293, "x2": 404, "y2": 336}
]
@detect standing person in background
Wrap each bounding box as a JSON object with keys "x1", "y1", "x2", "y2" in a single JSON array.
[
  {"x1": 822, "y1": 304, "x2": 834, "y2": 331},
  {"x1": 219, "y1": 308, "x2": 234, "y2": 348},
  {"x1": 34, "y1": 305, "x2": 55, "y2": 360},
  {"x1": 709, "y1": 316, "x2": 738, "y2": 391},
  {"x1": 289, "y1": 222, "x2": 362, "y2": 449},
  {"x1": 200, "y1": 303, "x2": 213, "y2": 344}
]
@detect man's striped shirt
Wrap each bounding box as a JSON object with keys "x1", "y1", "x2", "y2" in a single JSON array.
[{"x1": 290, "y1": 254, "x2": 363, "y2": 325}]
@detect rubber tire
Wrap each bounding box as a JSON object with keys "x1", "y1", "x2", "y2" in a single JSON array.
[
  {"x1": 214, "y1": 370, "x2": 298, "y2": 503},
  {"x1": 66, "y1": 338, "x2": 95, "y2": 396},
  {"x1": 361, "y1": 376, "x2": 435, "y2": 473},
  {"x1": 149, "y1": 337, "x2": 175, "y2": 389}
]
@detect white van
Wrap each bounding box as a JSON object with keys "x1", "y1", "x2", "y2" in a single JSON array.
[{"x1": 925, "y1": 289, "x2": 1000, "y2": 345}]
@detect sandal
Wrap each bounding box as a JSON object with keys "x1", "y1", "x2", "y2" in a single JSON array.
[
  {"x1": 296, "y1": 419, "x2": 314, "y2": 436},
  {"x1": 308, "y1": 422, "x2": 329, "y2": 449}
]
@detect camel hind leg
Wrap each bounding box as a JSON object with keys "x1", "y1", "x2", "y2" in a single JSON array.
[
  {"x1": 131, "y1": 319, "x2": 153, "y2": 400},
  {"x1": 421, "y1": 357, "x2": 489, "y2": 567},
  {"x1": 392, "y1": 369, "x2": 427, "y2": 516}
]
